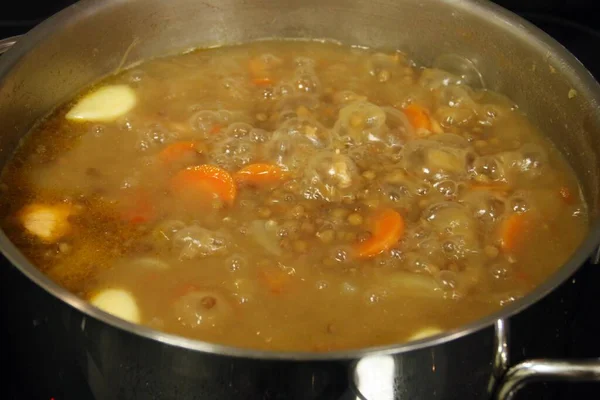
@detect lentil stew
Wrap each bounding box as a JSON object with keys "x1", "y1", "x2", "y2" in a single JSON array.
[{"x1": 0, "y1": 40, "x2": 588, "y2": 351}]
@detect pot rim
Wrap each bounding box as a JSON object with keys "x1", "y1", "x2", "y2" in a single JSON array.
[{"x1": 2, "y1": 0, "x2": 600, "y2": 361}]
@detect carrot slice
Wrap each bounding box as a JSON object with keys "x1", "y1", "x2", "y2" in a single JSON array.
[
  {"x1": 144, "y1": 272, "x2": 160, "y2": 284},
  {"x1": 234, "y1": 163, "x2": 286, "y2": 186},
  {"x1": 499, "y1": 213, "x2": 531, "y2": 253},
  {"x1": 159, "y1": 141, "x2": 203, "y2": 164},
  {"x1": 249, "y1": 57, "x2": 268, "y2": 78},
  {"x1": 170, "y1": 165, "x2": 237, "y2": 206},
  {"x1": 209, "y1": 124, "x2": 222, "y2": 134},
  {"x1": 469, "y1": 181, "x2": 511, "y2": 193},
  {"x1": 260, "y1": 267, "x2": 291, "y2": 294},
  {"x1": 514, "y1": 269, "x2": 532, "y2": 284},
  {"x1": 403, "y1": 104, "x2": 432, "y2": 131},
  {"x1": 172, "y1": 283, "x2": 201, "y2": 298},
  {"x1": 249, "y1": 57, "x2": 278, "y2": 86},
  {"x1": 355, "y1": 208, "x2": 405, "y2": 258},
  {"x1": 252, "y1": 77, "x2": 273, "y2": 86},
  {"x1": 121, "y1": 189, "x2": 157, "y2": 224}
]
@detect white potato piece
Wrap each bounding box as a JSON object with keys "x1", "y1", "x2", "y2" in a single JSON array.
[
  {"x1": 90, "y1": 288, "x2": 141, "y2": 324},
  {"x1": 408, "y1": 327, "x2": 443, "y2": 341},
  {"x1": 385, "y1": 271, "x2": 444, "y2": 298},
  {"x1": 66, "y1": 85, "x2": 137, "y2": 122},
  {"x1": 129, "y1": 257, "x2": 170, "y2": 270},
  {"x1": 19, "y1": 203, "x2": 72, "y2": 243}
]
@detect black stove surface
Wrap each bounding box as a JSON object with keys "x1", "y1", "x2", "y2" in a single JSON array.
[{"x1": 2, "y1": 1, "x2": 600, "y2": 399}]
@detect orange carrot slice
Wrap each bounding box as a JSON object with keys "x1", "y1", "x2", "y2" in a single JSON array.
[
  {"x1": 249, "y1": 57, "x2": 278, "y2": 86},
  {"x1": 234, "y1": 163, "x2": 286, "y2": 186},
  {"x1": 469, "y1": 181, "x2": 511, "y2": 193},
  {"x1": 260, "y1": 267, "x2": 291, "y2": 294},
  {"x1": 499, "y1": 213, "x2": 531, "y2": 253},
  {"x1": 209, "y1": 124, "x2": 223, "y2": 134},
  {"x1": 514, "y1": 269, "x2": 532, "y2": 284},
  {"x1": 249, "y1": 57, "x2": 268, "y2": 78},
  {"x1": 121, "y1": 189, "x2": 157, "y2": 224},
  {"x1": 172, "y1": 283, "x2": 200, "y2": 298},
  {"x1": 252, "y1": 77, "x2": 274, "y2": 86},
  {"x1": 170, "y1": 165, "x2": 237, "y2": 206},
  {"x1": 355, "y1": 208, "x2": 405, "y2": 258},
  {"x1": 159, "y1": 141, "x2": 203, "y2": 164},
  {"x1": 403, "y1": 104, "x2": 432, "y2": 131},
  {"x1": 144, "y1": 272, "x2": 160, "y2": 284}
]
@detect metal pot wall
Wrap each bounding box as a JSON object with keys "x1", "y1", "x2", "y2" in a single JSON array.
[{"x1": 1, "y1": 0, "x2": 600, "y2": 399}]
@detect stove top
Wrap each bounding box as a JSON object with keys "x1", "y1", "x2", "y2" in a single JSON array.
[{"x1": 2, "y1": 2, "x2": 600, "y2": 400}]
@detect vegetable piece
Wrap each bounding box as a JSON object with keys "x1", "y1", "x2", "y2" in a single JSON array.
[
  {"x1": 90, "y1": 288, "x2": 141, "y2": 323},
  {"x1": 170, "y1": 165, "x2": 237, "y2": 206},
  {"x1": 408, "y1": 327, "x2": 443, "y2": 341},
  {"x1": 159, "y1": 141, "x2": 204, "y2": 164},
  {"x1": 385, "y1": 271, "x2": 443, "y2": 297},
  {"x1": 249, "y1": 57, "x2": 266, "y2": 77},
  {"x1": 121, "y1": 190, "x2": 156, "y2": 224},
  {"x1": 499, "y1": 213, "x2": 530, "y2": 253},
  {"x1": 355, "y1": 208, "x2": 405, "y2": 258},
  {"x1": 234, "y1": 163, "x2": 286, "y2": 186},
  {"x1": 469, "y1": 181, "x2": 511, "y2": 193},
  {"x1": 402, "y1": 104, "x2": 432, "y2": 131},
  {"x1": 144, "y1": 271, "x2": 160, "y2": 284},
  {"x1": 172, "y1": 224, "x2": 229, "y2": 259},
  {"x1": 430, "y1": 117, "x2": 444, "y2": 134},
  {"x1": 249, "y1": 220, "x2": 282, "y2": 255},
  {"x1": 252, "y1": 77, "x2": 274, "y2": 86},
  {"x1": 66, "y1": 85, "x2": 137, "y2": 122},
  {"x1": 130, "y1": 257, "x2": 170, "y2": 270},
  {"x1": 249, "y1": 56, "x2": 281, "y2": 86},
  {"x1": 260, "y1": 267, "x2": 291, "y2": 294},
  {"x1": 172, "y1": 283, "x2": 201, "y2": 299},
  {"x1": 514, "y1": 269, "x2": 532, "y2": 284},
  {"x1": 426, "y1": 148, "x2": 464, "y2": 173},
  {"x1": 248, "y1": 57, "x2": 271, "y2": 79},
  {"x1": 19, "y1": 203, "x2": 72, "y2": 243},
  {"x1": 209, "y1": 124, "x2": 223, "y2": 134}
]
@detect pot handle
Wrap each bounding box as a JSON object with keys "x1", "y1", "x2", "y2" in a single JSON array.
[
  {"x1": 494, "y1": 359, "x2": 600, "y2": 400},
  {"x1": 0, "y1": 35, "x2": 21, "y2": 55}
]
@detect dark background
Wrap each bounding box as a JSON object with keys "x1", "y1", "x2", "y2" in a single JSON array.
[
  {"x1": 1, "y1": 1, "x2": 600, "y2": 400},
  {"x1": 0, "y1": 1, "x2": 598, "y2": 37}
]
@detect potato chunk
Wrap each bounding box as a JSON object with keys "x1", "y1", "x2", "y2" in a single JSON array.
[
  {"x1": 90, "y1": 288, "x2": 141, "y2": 324},
  {"x1": 408, "y1": 327, "x2": 443, "y2": 341},
  {"x1": 66, "y1": 85, "x2": 137, "y2": 122},
  {"x1": 19, "y1": 203, "x2": 72, "y2": 243}
]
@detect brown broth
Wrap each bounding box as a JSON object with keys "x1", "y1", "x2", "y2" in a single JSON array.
[{"x1": 0, "y1": 40, "x2": 588, "y2": 351}]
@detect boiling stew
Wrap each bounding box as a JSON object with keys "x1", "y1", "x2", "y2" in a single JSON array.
[{"x1": 0, "y1": 40, "x2": 587, "y2": 351}]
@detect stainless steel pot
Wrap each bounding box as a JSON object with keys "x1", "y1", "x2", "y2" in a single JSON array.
[{"x1": 1, "y1": 1, "x2": 600, "y2": 399}]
